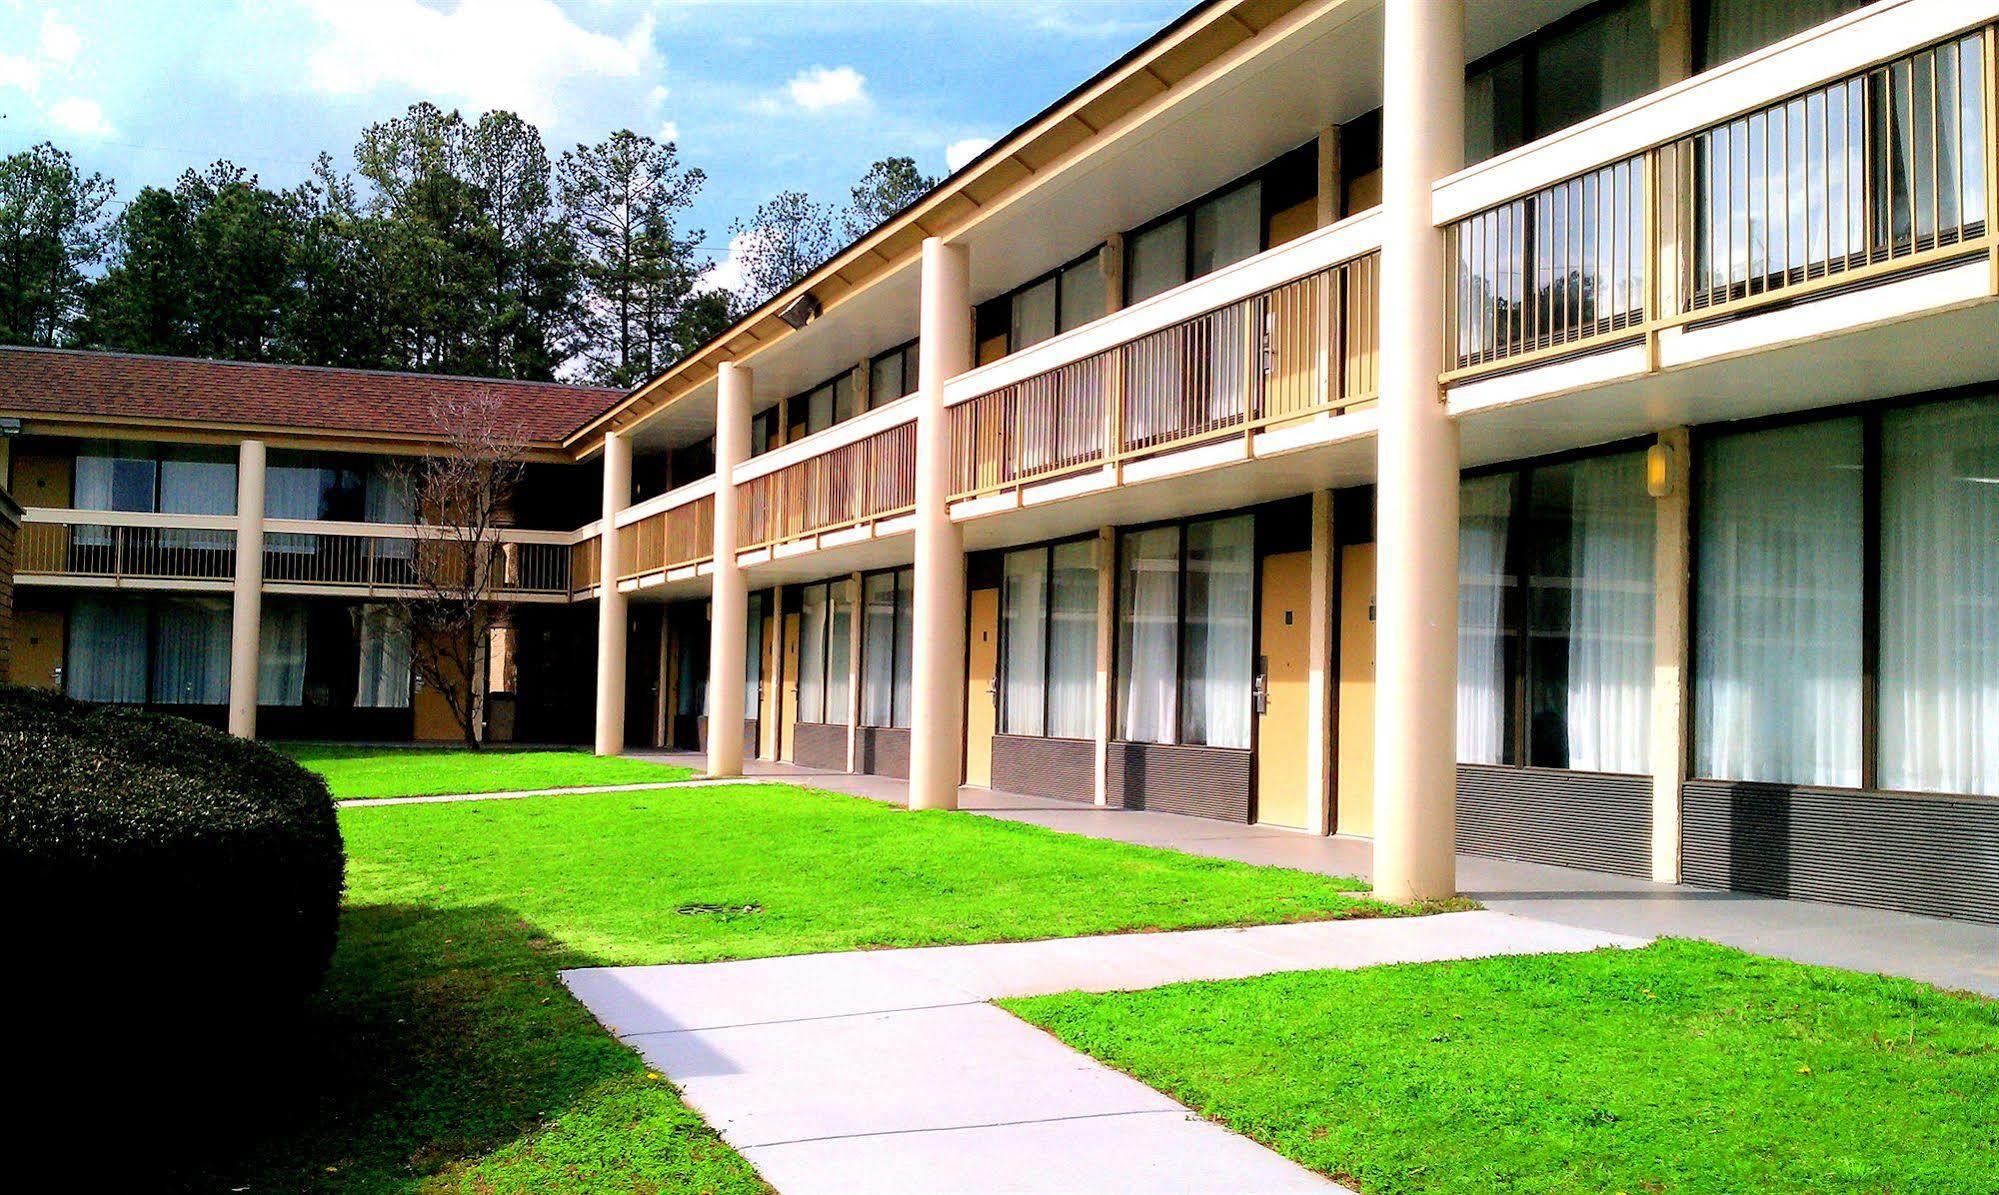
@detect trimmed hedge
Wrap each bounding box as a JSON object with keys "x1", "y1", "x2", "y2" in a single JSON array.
[{"x1": 0, "y1": 685, "x2": 344, "y2": 1030}]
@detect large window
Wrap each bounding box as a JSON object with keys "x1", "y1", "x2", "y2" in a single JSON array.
[
  {"x1": 999, "y1": 539, "x2": 1099, "y2": 740},
  {"x1": 869, "y1": 340, "x2": 920, "y2": 408},
  {"x1": 795, "y1": 578, "x2": 856, "y2": 725},
  {"x1": 1116, "y1": 514, "x2": 1254, "y2": 749},
  {"x1": 976, "y1": 250, "x2": 1107, "y2": 364},
  {"x1": 1464, "y1": 0, "x2": 1659, "y2": 164},
  {"x1": 1700, "y1": 0, "x2": 1870, "y2": 70},
  {"x1": 73, "y1": 442, "x2": 236, "y2": 516},
  {"x1": 1458, "y1": 449, "x2": 1656, "y2": 773},
  {"x1": 1696, "y1": 395, "x2": 1999, "y2": 796},
  {"x1": 861, "y1": 568, "x2": 914, "y2": 728},
  {"x1": 1128, "y1": 181, "x2": 1262, "y2": 305},
  {"x1": 787, "y1": 371, "x2": 860, "y2": 442}
]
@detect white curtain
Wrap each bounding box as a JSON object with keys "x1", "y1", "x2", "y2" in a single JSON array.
[
  {"x1": 1695, "y1": 420, "x2": 1864, "y2": 786},
  {"x1": 1046, "y1": 539, "x2": 1099, "y2": 739},
  {"x1": 67, "y1": 597, "x2": 148, "y2": 703},
  {"x1": 1458, "y1": 474, "x2": 1513, "y2": 763},
  {"x1": 1118, "y1": 526, "x2": 1179, "y2": 743},
  {"x1": 152, "y1": 599, "x2": 230, "y2": 705},
  {"x1": 1010, "y1": 276, "x2": 1058, "y2": 352},
  {"x1": 827, "y1": 582, "x2": 854, "y2": 724},
  {"x1": 355, "y1": 604, "x2": 412, "y2": 709},
  {"x1": 1001, "y1": 548, "x2": 1048, "y2": 736},
  {"x1": 258, "y1": 600, "x2": 308, "y2": 707},
  {"x1": 1562, "y1": 453, "x2": 1655, "y2": 773},
  {"x1": 1127, "y1": 216, "x2": 1186, "y2": 305},
  {"x1": 1879, "y1": 397, "x2": 1999, "y2": 796},
  {"x1": 1058, "y1": 256, "x2": 1105, "y2": 333},
  {"x1": 891, "y1": 570, "x2": 915, "y2": 728},
  {"x1": 1183, "y1": 515, "x2": 1254, "y2": 749},
  {"x1": 798, "y1": 583, "x2": 829, "y2": 724},
  {"x1": 160, "y1": 450, "x2": 237, "y2": 552},
  {"x1": 744, "y1": 595, "x2": 764, "y2": 721},
  {"x1": 861, "y1": 572, "x2": 896, "y2": 726},
  {"x1": 265, "y1": 456, "x2": 325, "y2": 556},
  {"x1": 1190, "y1": 181, "x2": 1261, "y2": 277}
]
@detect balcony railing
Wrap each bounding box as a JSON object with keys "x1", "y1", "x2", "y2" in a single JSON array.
[
  {"x1": 737, "y1": 418, "x2": 917, "y2": 550},
  {"x1": 569, "y1": 531, "x2": 602, "y2": 596},
  {"x1": 948, "y1": 243, "x2": 1380, "y2": 502},
  {"x1": 18, "y1": 508, "x2": 569, "y2": 596},
  {"x1": 1447, "y1": 22, "x2": 1994, "y2": 376},
  {"x1": 17, "y1": 512, "x2": 237, "y2": 583},
  {"x1": 618, "y1": 491, "x2": 715, "y2": 581}
]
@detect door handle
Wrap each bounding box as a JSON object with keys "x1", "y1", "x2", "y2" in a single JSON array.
[{"x1": 1252, "y1": 655, "x2": 1269, "y2": 715}]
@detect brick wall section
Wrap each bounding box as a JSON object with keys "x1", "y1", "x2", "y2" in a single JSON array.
[{"x1": 0, "y1": 486, "x2": 19, "y2": 685}]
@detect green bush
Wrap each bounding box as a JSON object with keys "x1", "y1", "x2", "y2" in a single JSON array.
[{"x1": 0, "y1": 685, "x2": 344, "y2": 1031}]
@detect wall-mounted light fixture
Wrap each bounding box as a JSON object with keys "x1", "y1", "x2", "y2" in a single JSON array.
[{"x1": 1645, "y1": 441, "x2": 1674, "y2": 498}]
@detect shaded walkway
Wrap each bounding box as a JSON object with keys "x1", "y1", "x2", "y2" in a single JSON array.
[{"x1": 636, "y1": 751, "x2": 1999, "y2": 997}]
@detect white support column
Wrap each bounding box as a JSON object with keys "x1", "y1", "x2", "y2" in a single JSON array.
[
  {"x1": 1372, "y1": 0, "x2": 1464, "y2": 903},
  {"x1": 708, "y1": 362, "x2": 753, "y2": 778},
  {"x1": 1306, "y1": 489, "x2": 1336, "y2": 835},
  {"x1": 1315, "y1": 124, "x2": 1343, "y2": 228},
  {"x1": 1092, "y1": 525, "x2": 1116, "y2": 807},
  {"x1": 594, "y1": 430, "x2": 632, "y2": 756},
  {"x1": 227, "y1": 438, "x2": 266, "y2": 739},
  {"x1": 1650, "y1": 428, "x2": 1693, "y2": 883},
  {"x1": 909, "y1": 237, "x2": 971, "y2": 811}
]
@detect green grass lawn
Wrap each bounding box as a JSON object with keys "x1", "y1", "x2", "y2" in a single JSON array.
[
  {"x1": 177, "y1": 782, "x2": 1397, "y2": 1191},
  {"x1": 1005, "y1": 939, "x2": 1999, "y2": 1194},
  {"x1": 340, "y1": 783, "x2": 1408, "y2": 964},
  {"x1": 279, "y1": 744, "x2": 696, "y2": 800}
]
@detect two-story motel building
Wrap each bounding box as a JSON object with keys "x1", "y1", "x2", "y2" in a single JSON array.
[{"x1": 3, "y1": 0, "x2": 1995, "y2": 922}]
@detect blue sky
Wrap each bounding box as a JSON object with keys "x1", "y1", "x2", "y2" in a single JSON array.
[{"x1": 0, "y1": 0, "x2": 1187, "y2": 278}]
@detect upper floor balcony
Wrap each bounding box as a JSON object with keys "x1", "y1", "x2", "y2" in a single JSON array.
[
  {"x1": 16, "y1": 507, "x2": 577, "y2": 601},
  {"x1": 1440, "y1": 0, "x2": 1999, "y2": 435}
]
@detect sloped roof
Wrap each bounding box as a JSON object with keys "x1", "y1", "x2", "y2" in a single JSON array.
[{"x1": 0, "y1": 345, "x2": 627, "y2": 446}]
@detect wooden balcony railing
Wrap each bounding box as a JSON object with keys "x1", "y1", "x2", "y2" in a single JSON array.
[
  {"x1": 18, "y1": 509, "x2": 569, "y2": 596},
  {"x1": 569, "y1": 532, "x2": 601, "y2": 596},
  {"x1": 737, "y1": 419, "x2": 917, "y2": 550},
  {"x1": 618, "y1": 492, "x2": 715, "y2": 581},
  {"x1": 17, "y1": 516, "x2": 237, "y2": 583},
  {"x1": 1448, "y1": 27, "x2": 1994, "y2": 376},
  {"x1": 948, "y1": 250, "x2": 1380, "y2": 501}
]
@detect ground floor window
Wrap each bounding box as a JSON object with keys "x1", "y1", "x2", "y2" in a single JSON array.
[
  {"x1": 1696, "y1": 393, "x2": 1999, "y2": 795},
  {"x1": 355, "y1": 603, "x2": 413, "y2": 709},
  {"x1": 1000, "y1": 538, "x2": 1098, "y2": 739},
  {"x1": 861, "y1": 567, "x2": 913, "y2": 728},
  {"x1": 1458, "y1": 447, "x2": 1655, "y2": 772},
  {"x1": 796, "y1": 578, "x2": 855, "y2": 724},
  {"x1": 1116, "y1": 513, "x2": 1253, "y2": 749}
]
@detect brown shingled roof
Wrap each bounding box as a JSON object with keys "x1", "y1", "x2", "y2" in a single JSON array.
[{"x1": 0, "y1": 345, "x2": 627, "y2": 446}]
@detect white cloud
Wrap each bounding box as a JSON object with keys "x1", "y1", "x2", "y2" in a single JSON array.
[
  {"x1": 299, "y1": 0, "x2": 654, "y2": 126},
  {"x1": 656, "y1": 119, "x2": 679, "y2": 144},
  {"x1": 48, "y1": 96, "x2": 114, "y2": 138},
  {"x1": 785, "y1": 65, "x2": 866, "y2": 112},
  {"x1": 39, "y1": 14, "x2": 83, "y2": 66},
  {"x1": 946, "y1": 137, "x2": 995, "y2": 172},
  {"x1": 696, "y1": 227, "x2": 763, "y2": 298},
  {"x1": 648, "y1": 83, "x2": 670, "y2": 107}
]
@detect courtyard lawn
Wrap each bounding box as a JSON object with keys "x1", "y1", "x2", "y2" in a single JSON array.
[
  {"x1": 1005, "y1": 939, "x2": 1999, "y2": 1195},
  {"x1": 179, "y1": 782, "x2": 1403, "y2": 1190},
  {"x1": 340, "y1": 783, "x2": 1413, "y2": 965},
  {"x1": 280, "y1": 743, "x2": 696, "y2": 800}
]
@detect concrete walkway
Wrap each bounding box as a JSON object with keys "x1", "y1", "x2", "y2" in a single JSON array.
[
  {"x1": 631, "y1": 753, "x2": 1999, "y2": 997},
  {"x1": 335, "y1": 775, "x2": 768, "y2": 808},
  {"x1": 566, "y1": 910, "x2": 1642, "y2": 1195}
]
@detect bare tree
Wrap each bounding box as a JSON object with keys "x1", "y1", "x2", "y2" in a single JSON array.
[{"x1": 385, "y1": 389, "x2": 530, "y2": 747}]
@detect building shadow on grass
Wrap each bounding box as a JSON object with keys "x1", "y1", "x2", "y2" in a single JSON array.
[{"x1": 152, "y1": 902, "x2": 663, "y2": 1191}]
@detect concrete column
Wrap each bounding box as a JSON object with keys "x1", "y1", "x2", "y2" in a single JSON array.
[
  {"x1": 763, "y1": 583, "x2": 786, "y2": 759},
  {"x1": 1101, "y1": 234, "x2": 1125, "y2": 315},
  {"x1": 1316, "y1": 125, "x2": 1344, "y2": 227},
  {"x1": 226, "y1": 438, "x2": 266, "y2": 739},
  {"x1": 1372, "y1": 0, "x2": 1464, "y2": 903},
  {"x1": 594, "y1": 430, "x2": 632, "y2": 756},
  {"x1": 1650, "y1": 428, "x2": 1693, "y2": 883},
  {"x1": 1306, "y1": 490, "x2": 1336, "y2": 835},
  {"x1": 1092, "y1": 525, "x2": 1116, "y2": 807},
  {"x1": 1653, "y1": 0, "x2": 1695, "y2": 88},
  {"x1": 844, "y1": 571, "x2": 863, "y2": 772},
  {"x1": 908, "y1": 237, "x2": 972, "y2": 811},
  {"x1": 708, "y1": 362, "x2": 753, "y2": 777}
]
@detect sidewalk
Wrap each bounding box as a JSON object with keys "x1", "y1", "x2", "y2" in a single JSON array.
[
  {"x1": 566, "y1": 911, "x2": 1642, "y2": 1195},
  {"x1": 634, "y1": 752, "x2": 1999, "y2": 998}
]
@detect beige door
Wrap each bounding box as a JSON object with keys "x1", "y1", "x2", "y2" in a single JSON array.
[
  {"x1": 779, "y1": 611, "x2": 800, "y2": 761},
  {"x1": 1336, "y1": 543, "x2": 1376, "y2": 836},
  {"x1": 964, "y1": 587, "x2": 998, "y2": 787},
  {"x1": 16, "y1": 608, "x2": 64, "y2": 690},
  {"x1": 1255, "y1": 551, "x2": 1312, "y2": 828}
]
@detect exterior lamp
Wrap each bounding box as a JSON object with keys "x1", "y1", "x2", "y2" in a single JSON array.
[{"x1": 1645, "y1": 441, "x2": 1674, "y2": 498}]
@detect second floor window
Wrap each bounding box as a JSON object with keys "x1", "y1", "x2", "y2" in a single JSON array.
[
  {"x1": 74, "y1": 442, "x2": 235, "y2": 516},
  {"x1": 1465, "y1": 0, "x2": 1658, "y2": 164},
  {"x1": 869, "y1": 341, "x2": 920, "y2": 407}
]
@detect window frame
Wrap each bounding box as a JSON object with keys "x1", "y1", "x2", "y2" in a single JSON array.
[
  {"x1": 980, "y1": 246, "x2": 1109, "y2": 359},
  {"x1": 1113, "y1": 508, "x2": 1260, "y2": 749},
  {"x1": 997, "y1": 533, "x2": 1099, "y2": 741},
  {"x1": 868, "y1": 339, "x2": 921, "y2": 408},
  {"x1": 859, "y1": 565, "x2": 915, "y2": 729},
  {"x1": 1119, "y1": 141, "x2": 1315, "y2": 307}
]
